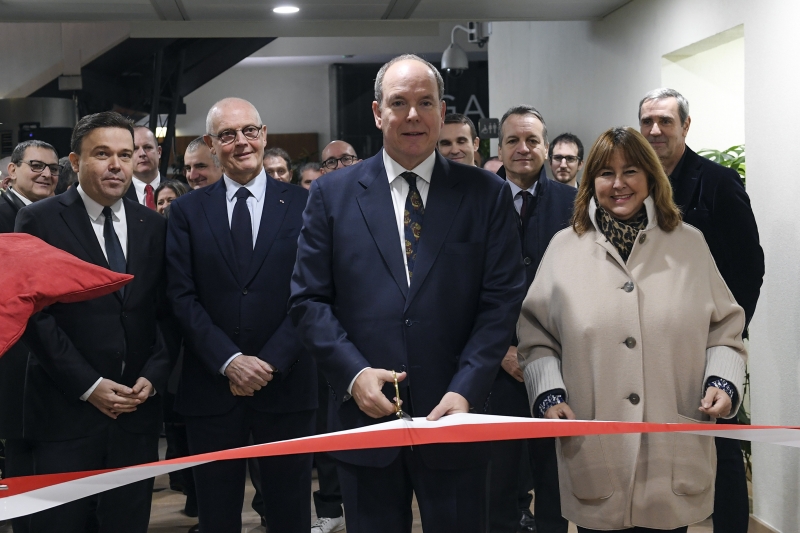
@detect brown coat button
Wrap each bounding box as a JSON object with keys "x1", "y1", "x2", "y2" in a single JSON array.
[
  {"x1": 625, "y1": 337, "x2": 637, "y2": 349},
  {"x1": 628, "y1": 393, "x2": 640, "y2": 405}
]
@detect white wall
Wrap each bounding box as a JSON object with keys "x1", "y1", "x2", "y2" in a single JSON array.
[
  {"x1": 175, "y1": 63, "x2": 331, "y2": 150},
  {"x1": 661, "y1": 30, "x2": 745, "y2": 151},
  {"x1": 490, "y1": 2, "x2": 800, "y2": 531}
]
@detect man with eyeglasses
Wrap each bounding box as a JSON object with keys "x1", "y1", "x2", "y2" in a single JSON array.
[
  {"x1": 319, "y1": 140, "x2": 360, "y2": 174},
  {"x1": 0, "y1": 139, "x2": 58, "y2": 533},
  {"x1": 125, "y1": 126, "x2": 161, "y2": 209},
  {"x1": 548, "y1": 133, "x2": 584, "y2": 188},
  {"x1": 166, "y1": 97, "x2": 316, "y2": 533}
]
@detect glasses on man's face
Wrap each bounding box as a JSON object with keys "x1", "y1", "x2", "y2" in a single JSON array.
[
  {"x1": 321, "y1": 155, "x2": 357, "y2": 170},
  {"x1": 21, "y1": 160, "x2": 60, "y2": 176},
  {"x1": 551, "y1": 155, "x2": 580, "y2": 165},
  {"x1": 209, "y1": 125, "x2": 262, "y2": 145}
]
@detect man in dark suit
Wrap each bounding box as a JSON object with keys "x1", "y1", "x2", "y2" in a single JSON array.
[
  {"x1": 166, "y1": 97, "x2": 316, "y2": 533},
  {"x1": 488, "y1": 106, "x2": 575, "y2": 533},
  {"x1": 639, "y1": 88, "x2": 764, "y2": 533},
  {"x1": 124, "y1": 126, "x2": 161, "y2": 208},
  {"x1": 289, "y1": 54, "x2": 526, "y2": 533},
  {"x1": 15, "y1": 111, "x2": 172, "y2": 533},
  {"x1": 0, "y1": 139, "x2": 59, "y2": 533}
]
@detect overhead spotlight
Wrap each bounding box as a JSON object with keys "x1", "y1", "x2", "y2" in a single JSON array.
[
  {"x1": 442, "y1": 23, "x2": 490, "y2": 77},
  {"x1": 273, "y1": 5, "x2": 299, "y2": 14}
]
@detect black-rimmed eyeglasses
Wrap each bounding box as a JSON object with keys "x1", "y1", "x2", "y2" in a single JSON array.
[
  {"x1": 20, "y1": 160, "x2": 60, "y2": 176},
  {"x1": 208, "y1": 125, "x2": 263, "y2": 145},
  {"x1": 551, "y1": 155, "x2": 580, "y2": 164},
  {"x1": 321, "y1": 155, "x2": 357, "y2": 170}
]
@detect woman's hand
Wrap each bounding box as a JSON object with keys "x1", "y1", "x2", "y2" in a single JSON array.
[
  {"x1": 699, "y1": 386, "x2": 732, "y2": 418},
  {"x1": 545, "y1": 402, "x2": 576, "y2": 420}
]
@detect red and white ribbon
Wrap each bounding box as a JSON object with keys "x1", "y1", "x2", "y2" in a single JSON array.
[{"x1": 2, "y1": 414, "x2": 798, "y2": 520}]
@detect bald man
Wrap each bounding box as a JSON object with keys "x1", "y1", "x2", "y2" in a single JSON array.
[
  {"x1": 320, "y1": 140, "x2": 361, "y2": 174},
  {"x1": 166, "y1": 97, "x2": 316, "y2": 532}
]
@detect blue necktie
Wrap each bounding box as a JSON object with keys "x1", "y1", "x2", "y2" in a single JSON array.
[
  {"x1": 102, "y1": 206, "x2": 126, "y2": 297},
  {"x1": 231, "y1": 187, "x2": 253, "y2": 278},
  {"x1": 402, "y1": 172, "x2": 424, "y2": 280}
]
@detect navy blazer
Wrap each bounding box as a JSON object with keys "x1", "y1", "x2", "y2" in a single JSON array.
[
  {"x1": 15, "y1": 187, "x2": 172, "y2": 441},
  {"x1": 166, "y1": 177, "x2": 316, "y2": 417},
  {"x1": 673, "y1": 146, "x2": 764, "y2": 331},
  {"x1": 289, "y1": 152, "x2": 526, "y2": 468},
  {"x1": 491, "y1": 167, "x2": 576, "y2": 418}
]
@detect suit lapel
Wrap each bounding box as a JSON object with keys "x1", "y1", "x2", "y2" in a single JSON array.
[
  {"x1": 124, "y1": 183, "x2": 139, "y2": 204},
  {"x1": 405, "y1": 154, "x2": 462, "y2": 307},
  {"x1": 244, "y1": 178, "x2": 289, "y2": 286},
  {"x1": 58, "y1": 188, "x2": 110, "y2": 269},
  {"x1": 200, "y1": 180, "x2": 241, "y2": 283},
  {"x1": 671, "y1": 147, "x2": 701, "y2": 214},
  {"x1": 123, "y1": 201, "x2": 147, "y2": 303},
  {"x1": 356, "y1": 158, "x2": 409, "y2": 299}
]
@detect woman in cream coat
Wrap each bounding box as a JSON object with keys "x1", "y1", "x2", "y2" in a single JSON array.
[{"x1": 517, "y1": 127, "x2": 746, "y2": 533}]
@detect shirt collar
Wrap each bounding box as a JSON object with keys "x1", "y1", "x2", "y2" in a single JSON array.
[
  {"x1": 9, "y1": 187, "x2": 32, "y2": 206},
  {"x1": 132, "y1": 172, "x2": 160, "y2": 191},
  {"x1": 77, "y1": 184, "x2": 124, "y2": 222},
  {"x1": 383, "y1": 149, "x2": 436, "y2": 185},
  {"x1": 507, "y1": 177, "x2": 538, "y2": 198},
  {"x1": 223, "y1": 169, "x2": 268, "y2": 203}
]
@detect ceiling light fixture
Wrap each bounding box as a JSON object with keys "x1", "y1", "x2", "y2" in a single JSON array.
[{"x1": 273, "y1": 5, "x2": 300, "y2": 14}]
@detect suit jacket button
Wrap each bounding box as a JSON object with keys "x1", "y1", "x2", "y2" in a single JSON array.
[
  {"x1": 404, "y1": 319, "x2": 412, "y2": 327},
  {"x1": 234, "y1": 327, "x2": 240, "y2": 335},
  {"x1": 639, "y1": 233, "x2": 647, "y2": 244},
  {"x1": 628, "y1": 393, "x2": 640, "y2": 405},
  {"x1": 242, "y1": 288, "x2": 248, "y2": 295},
  {"x1": 523, "y1": 257, "x2": 532, "y2": 265},
  {"x1": 623, "y1": 282, "x2": 634, "y2": 292},
  {"x1": 624, "y1": 337, "x2": 637, "y2": 349}
]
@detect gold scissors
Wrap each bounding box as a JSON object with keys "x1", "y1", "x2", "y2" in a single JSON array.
[{"x1": 392, "y1": 370, "x2": 412, "y2": 421}]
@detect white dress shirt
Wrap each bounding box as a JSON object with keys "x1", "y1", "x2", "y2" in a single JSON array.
[
  {"x1": 131, "y1": 173, "x2": 161, "y2": 205},
  {"x1": 219, "y1": 170, "x2": 268, "y2": 374},
  {"x1": 507, "y1": 178, "x2": 539, "y2": 215},
  {"x1": 76, "y1": 185, "x2": 128, "y2": 401},
  {"x1": 346, "y1": 150, "x2": 436, "y2": 397},
  {"x1": 10, "y1": 187, "x2": 32, "y2": 206}
]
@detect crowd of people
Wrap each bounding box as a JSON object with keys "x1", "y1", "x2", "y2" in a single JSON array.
[{"x1": 0, "y1": 53, "x2": 764, "y2": 533}]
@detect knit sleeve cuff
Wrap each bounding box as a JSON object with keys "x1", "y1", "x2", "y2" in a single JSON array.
[
  {"x1": 704, "y1": 345, "x2": 746, "y2": 418},
  {"x1": 521, "y1": 354, "x2": 567, "y2": 417}
]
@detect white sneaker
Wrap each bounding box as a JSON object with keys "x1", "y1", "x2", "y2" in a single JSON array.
[{"x1": 311, "y1": 516, "x2": 345, "y2": 533}]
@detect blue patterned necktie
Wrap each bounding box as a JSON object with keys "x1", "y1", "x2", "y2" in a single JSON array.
[
  {"x1": 231, "y1": 187, "x2": 253, "y2": 278},
  {"x1": 402, "y1": 172, "x2": 424, "y2": 280},
  {"x1": 102, "y1": 206, "x2": 126, "y2": 297}
]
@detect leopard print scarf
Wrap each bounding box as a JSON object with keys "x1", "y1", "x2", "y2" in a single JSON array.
[{"x1": 595, "y1": 205, "x2": 648, "y2": 262}]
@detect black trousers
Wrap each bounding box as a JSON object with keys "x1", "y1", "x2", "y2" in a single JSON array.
[
  {"x1": 27, "y1": 425, "x2": 159, "y2": 533},
  {"x1": 578, "y1": 526, "x2": 689, "y2": 533},
  {"x1": 338, "y1": 446, "x2": 487, "y2": 533},
  {"x1": 313, "y1": 375, "x2": 343, "y2": 519},
  {"x1": 185, "y1": 405, "x2": 314, "y2": 533},
  {"x1": 488, "y1": 438, "x2": 567, "y2": 533},
  {"x1": 4, "y1": 438, "x2": 34, "y2": 533},
  {"x1": 712, "y1": 425, "x2": 749, "y2": 533}
]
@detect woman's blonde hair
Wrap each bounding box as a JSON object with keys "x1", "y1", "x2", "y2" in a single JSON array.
[{"x1": 572, "y1": 126, "x2": 681, "y2": 235}]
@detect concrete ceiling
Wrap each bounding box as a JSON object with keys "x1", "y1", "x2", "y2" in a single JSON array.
[{"x1": 0, "y1": 0, "x2": 632, "y2": 22}]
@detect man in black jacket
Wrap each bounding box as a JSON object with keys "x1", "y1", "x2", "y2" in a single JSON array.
[
  {"x1": 639, "y1": 88, "x2": 764, "y2": 533},
  {"x1": 488, "y1": 105, "x2": 576, "y2": 533},
  {"x1": 0, "y1": 139, "x2": 59, "y2": 533},
  {"x1": 16, "y1": 112, "x2": 173, "y2": 533}
]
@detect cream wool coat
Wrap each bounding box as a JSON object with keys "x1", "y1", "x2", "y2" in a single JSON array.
[{"x1": 517, "y1": 197, "x2": 747, "y2": 530}]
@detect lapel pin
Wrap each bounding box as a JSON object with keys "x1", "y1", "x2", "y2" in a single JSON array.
[{"x1": 279, "y1": 199, "x2": 285, "y2": 204}]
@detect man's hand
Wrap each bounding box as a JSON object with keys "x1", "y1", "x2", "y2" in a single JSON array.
[
  {"x1": 699, "y1": 386, "x2": 732, "y2": 418},
  {"x1": 230, "y1": 381, "x2": 255, "y2": 397},
  {"x1": 116, "y1": 377, "x2": 153, "y2": 404},
  {"x1": 351, "y1": 368, "x2": 405, "y2": 419},
  {"x1": 87, "y1": 379, "x2": 140, "y2": 419},
  {"x1": 545, "y1": 402, "x2": 576, "y2": 420},
  {"x1": 427, "y1": 391, "x2": 470, "y2": 421},
  {"x1": 501, "y1": 346, "x2": 524, "y2": 382},
  {"x1": 224, "y1": 355, "x2": 274, "y2": 391}
]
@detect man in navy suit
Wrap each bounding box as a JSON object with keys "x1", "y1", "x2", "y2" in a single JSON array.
[
  {"x1": 289, "y1": 54, "x2": 526, "y2": 533},
  {"x1": 166, "y1": 97, "x2": 316, "y2": 533},
  {"x1": 639, "y1": 88, "x2": 764, "y2": 533}
]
